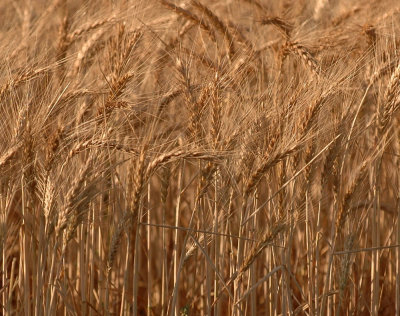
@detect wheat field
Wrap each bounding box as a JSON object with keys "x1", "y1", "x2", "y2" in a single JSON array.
[{"x1": 1, "y1": 0, "x2": 400, "y2": 315}]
